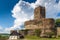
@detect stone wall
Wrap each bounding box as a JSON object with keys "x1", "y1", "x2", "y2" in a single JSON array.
[
  {"x1": 24, "y1": 6, "x2": 55, "y2": 37},
  {"x1": 25, "y1": 18, "x2": 55, "y2": 29},
  {"x1": 57, "y1": 27, "x2": 60, "y2": 37},
  {"x1": 34, "y1": 6, "x2": 45, "y2": 20}
]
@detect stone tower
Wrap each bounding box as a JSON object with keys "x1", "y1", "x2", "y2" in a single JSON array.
[
  {"x1": 25, "y1": 6, "x2": 55, "y2": 37},
  {"x1": 34, "y1": 6, "x2": 45, "y2": 20}
]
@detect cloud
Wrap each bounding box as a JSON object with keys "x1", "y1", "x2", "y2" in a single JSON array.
[
  {"x1": 0, "y1": 26, "x2": 3, "y2": 30},
  {"x1": 11, "y1": 0, "x2": 34, "y2": 30},
  {"x1": 4, "y1": 0, "x2": 34, "y2": 32},
  {"x1": 31, "y1": 0, "x2": 60, "y2": 19},
  {"x1": 45, "y1": 0, "x2": 60, "y2": 19},
  {"x1": 3, "y1": 0, "x2": 60, "y2": 33},
  {"x1": 0, "y1": 26, "x2": 8, "y2": 33}
]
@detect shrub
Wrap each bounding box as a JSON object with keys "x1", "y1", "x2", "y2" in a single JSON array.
[
  {"x1": 45, "y1": 32, "x2": 55, "y2": 38},
  {"x1": 35, "y1": 29, "x2": 41, "y2": 37}
]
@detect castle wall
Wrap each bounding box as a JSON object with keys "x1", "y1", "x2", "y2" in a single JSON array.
[
  {"x1": 34, "y1": 6, "x2": 45, "y2": 20},
  {"x1": 25, "y1": 20, "x2": 39, "y2": 29},
  {"x1": 57, "y1": 27, "x2": 60, "y2": 37},
  {"x1": 24, "y1": 6, "x2": 55, "y2": 37},
  {"x1": 25, "y1": 18, "x2": 55, "y2": 29},
  {"x1": 25, "y1": 18, "x2": 55, "y2": 37},
  {"x1": 40, "y1": 18, "x2": 55, "y2": 37}
]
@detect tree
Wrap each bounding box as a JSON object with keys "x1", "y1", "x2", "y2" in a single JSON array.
[
  {"x1": 35, "y1": 29, "x2": 41, "y2": 37},
  {"x1": 55, "y1": 19, "x2": 60, "y2": 27},
  {"x1": 45, "y1": 32, "x2": 55, "y2": 38}
]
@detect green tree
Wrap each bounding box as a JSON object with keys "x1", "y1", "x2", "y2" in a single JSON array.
[
  {"x1": 35, "y1": 29, "x2": 41, "y2": 37},
  {"x1": 45, "y1": 32, "x2": 55, "y2": 38},
  {"x1": 55, "y1": 19, "x2": 60, "y2": 27}
]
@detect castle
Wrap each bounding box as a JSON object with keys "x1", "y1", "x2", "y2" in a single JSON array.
[
  {"x1": 24, "y1": 6, "x2": 56, "y2": 37},
  {"x1": 9, "y1": 6, "x2": 60, "y2": 38}
]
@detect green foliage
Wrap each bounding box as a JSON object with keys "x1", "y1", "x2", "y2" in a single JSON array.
[
  {"x1": 25, "y1": 35, "x2": 60, "y2": 40},
  {"x1": 0, "y1": 35, "x2": 9, "y2": 40},
  {"x1": 25, "y1": 35, "x2": 40, "y2": 39},
  {"x1": 45, "y1": 32, "x2": 55, "y2": 38},
  {"x1": 56, "y1": 19, "x2": 60, "y2": 23},
  {"x1": 55, "y1": 19, "x2": 60, "y2": 27},
  {"x1": 35, "y1": 29, "x2": 41, "y2": 37}
]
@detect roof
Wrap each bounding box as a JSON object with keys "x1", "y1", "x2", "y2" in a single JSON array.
[{"x1": 10, "y1": 31, "x2": 21, "y2": 36}]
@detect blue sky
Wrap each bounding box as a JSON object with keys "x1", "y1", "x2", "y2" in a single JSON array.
[
  {"x1": 0, "y1": 0, "x2": 60, "y2": 33},
  {"x1": 0, "y1": 0, "x2": 19, "y2": 28}
]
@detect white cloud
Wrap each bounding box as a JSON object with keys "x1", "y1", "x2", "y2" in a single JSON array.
[
  {"x1": 0, "y1": 26, "x2": 3, "y2": 30},
  {"x1": 3, "y1": 0, "x2": 60, "y2": 33},
  {"x1": 0, "y1": 26, "x2": 8, "y2": 33},
  {"x1": 11, "y1": 1, "x2": 34, "y2": 30},
  {"x1": 45, "y1": 0, "x2": 60, "y2": 19},
  {"x1": 4, "y1": 0, "x2": 34, "y2": 32}
]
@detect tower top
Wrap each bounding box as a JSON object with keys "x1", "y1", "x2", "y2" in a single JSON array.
[
  {"x1": 34, "y1": 6, "x2": 46, "y2": 20},
  {"x1": 35, "y1": 6, "x2": 45, "y2": 9}
]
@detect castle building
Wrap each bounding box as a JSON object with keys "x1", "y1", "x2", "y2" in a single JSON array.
[{"x1": 25, "y1": 6, "x2": 55, "y2": 37}]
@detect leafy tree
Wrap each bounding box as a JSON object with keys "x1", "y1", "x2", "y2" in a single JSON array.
[
  {"x1": 35, "y1": 29, "x2": 41, "y2": 37},
  {"x1": 55, "y1": 19, "x2": 60, "y2": 27},
  {"x1": 45, "y1": 32, "x2": 55, "y2": 38}
]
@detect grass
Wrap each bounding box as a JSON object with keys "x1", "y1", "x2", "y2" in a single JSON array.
[
  {"x1": 25, "y1": 35, "x2": 60, "y2": 40},
  {"x1": 0, "y1": 35, "x2": 9, "y2": 40},
  {"x1": 0, "y1": 35, "x2": 60, "y2": 40},
  {"x1": 25, "y1": 38, "x2": 60, "y2": 40}
]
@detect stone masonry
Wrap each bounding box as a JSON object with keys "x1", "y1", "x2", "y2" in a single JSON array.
[{"x1": 24, "y1": 6, "x2": 55, "y2": 37}]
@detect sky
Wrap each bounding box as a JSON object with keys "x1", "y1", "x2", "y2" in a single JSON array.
[{"x1": 0, "y1": 0, "x2": 60, "y2": 33}]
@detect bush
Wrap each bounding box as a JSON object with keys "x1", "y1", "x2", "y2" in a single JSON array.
[
  {"x1": 45, "y1": 32, "x2": 55, "y2": 38},
  {"x1": 0, "y1": 35, "x2": 9, "y2": 40},
  {"x1": 35, "y1": 29, "x2": 41, "y2": 37},
  {"x1": 25, "y1": 35, "x2": 40, "y2": 39}
]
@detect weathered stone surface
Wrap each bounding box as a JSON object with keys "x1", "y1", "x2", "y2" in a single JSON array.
[
  {"x1": 57, "y1": 27, "x2": 60, "y2": 37},
  {"x1": 34, "y1": 6, "x2": 45, "y2": 20},
  {"x1": 24, "y1": 6, "x2": 55, "y2": 37}
]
